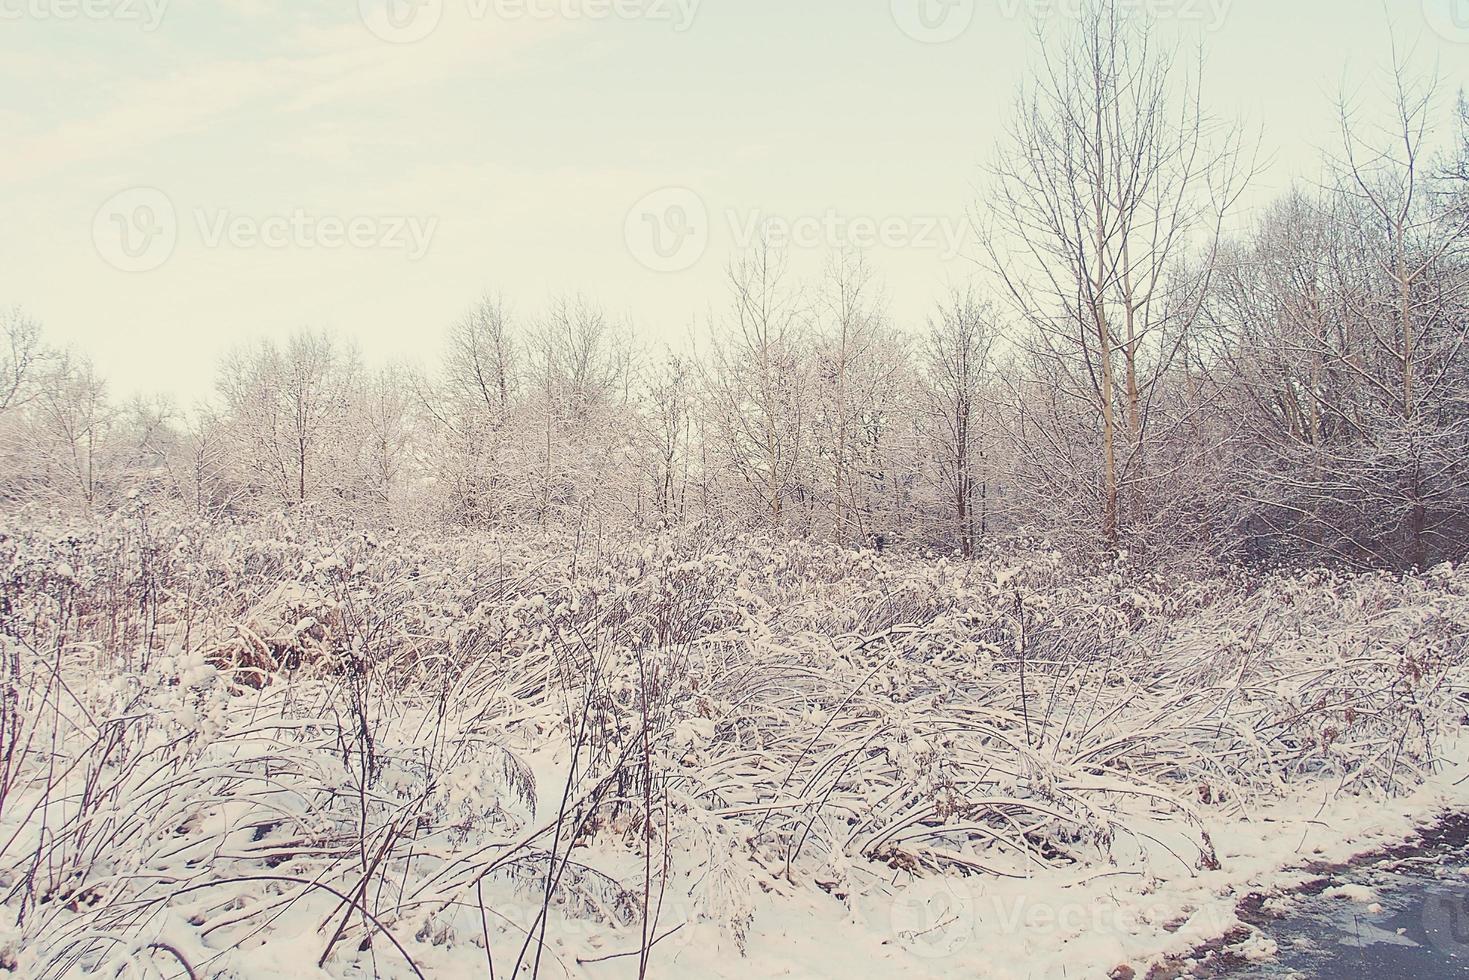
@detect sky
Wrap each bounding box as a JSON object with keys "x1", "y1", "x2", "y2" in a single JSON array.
[{"x1": 2, "y1": 0, "x2": 1467, "y2": 405}]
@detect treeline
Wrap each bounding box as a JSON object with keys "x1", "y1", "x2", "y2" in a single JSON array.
[{"x1": 2, "y1": 11, "x2": 1466, "y2": 570}]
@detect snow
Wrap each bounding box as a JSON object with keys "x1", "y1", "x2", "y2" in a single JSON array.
[
  {"x1": 0, "y1": 514, "x2": 1466, "y2": 978},
  {"x1": 641, "y1": 739, "x2": 1469, "y2": 980},
  {"x1": 1321, "y1": 884, "x2": 1378, "y2": 904}
]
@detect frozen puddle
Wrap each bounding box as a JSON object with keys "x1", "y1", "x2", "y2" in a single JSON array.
[{"x1": 1221, "y1": 816, "x2": 1469, "y2": 978}]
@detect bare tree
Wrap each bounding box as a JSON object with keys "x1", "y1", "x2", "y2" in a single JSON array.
[
  {"x1": 28, "y1": 354, "x2": 116, "y2": 506},
  {"x1": 529, "y1": 294, "x2": 635, "y2": 526},
  {"x1": 982, "y1": 1, "x2": 1251, "y2": 553},
  {"x1": 356, "y1": 365, "x2": 415, "y2": 508},
  {"x1": 0, "y1": 308, "x2": 44, "y2": 417},
  {"x1": 704, "y1": 244, "x2": 811, "y2": 529},
  {"x1": 218, "y1": 330, "x2": 359, "y2": 506},
  {"x1": 162, "y1": 405, "x2": 237, "y2": 516},
  {"x1": 421, "y1": 295, "x2": 521, "y2": 524},
  {"x1": 1447, "y1": 90, "x2": 1469, "y2": 188},
  {"x1": 446, "y1": 293, "x2": 517, "y2": 422},
  {"x1": 1203, "y1": 53, "x2": 1469, "y2": 569},
  {"x1": 636, "y1": 350, "x2": 696, "y2": 526},
  {"x1": 923, "y1": 290, "x2": 997, "y2": 558},
  {"x1": 813, "y1": 251, "x2": 890, "y2": 545},
  {"x1": 535, "y1": 294, "x2": 630, "y2": 426}
]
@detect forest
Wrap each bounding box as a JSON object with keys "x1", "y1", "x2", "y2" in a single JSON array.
[{"x1": 3, "y1": 20, "x2": 1468, "y2": 571}]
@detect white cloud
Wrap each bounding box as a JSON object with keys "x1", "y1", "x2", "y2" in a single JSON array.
[{"x1": 3, "y1": 6, "x2": 571, "y2": 184}]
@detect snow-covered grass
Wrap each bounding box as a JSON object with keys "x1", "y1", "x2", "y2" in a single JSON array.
[{"x1": 0, "y1": 508, "x2": 1465, "y2": 978}]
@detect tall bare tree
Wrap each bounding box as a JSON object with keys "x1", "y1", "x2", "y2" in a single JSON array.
[
  {"x1": 218, "y1": 330, "x2": 359, "y2": 506},
  {"x1": 28, "y1": 355, "x2": 116, "y2": 506},
  {"x1": 923, "y1": 290, "x2": 996, "y2": 558},
  {"x1": 421, "y1": 295, "x2": 521, "y2": 524},
  {"x1": 636, "y1": 350, "x2": 696, "y2": 526},
  {"x1": 982, "y1": 1, "x2": 1250, "y2": 553},
  {"x1": 530, "y1": 294, "x2": 634, "y2": 526},
  {"x1": 814, "y1": 251, "x2": 890, "y2": 545},
  {"x1": 704, "y1": 245, "x2": 811, "y2": 529}
]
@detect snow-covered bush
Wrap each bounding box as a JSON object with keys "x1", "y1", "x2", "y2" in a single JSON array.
[{"x1": 0, "y1": 509, "x2": 1463, "y2": 977}]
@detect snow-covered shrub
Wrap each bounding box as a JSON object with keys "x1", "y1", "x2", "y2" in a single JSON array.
[{"x1": 0, "y1": 508, "x2": 1463, "y2": 977}]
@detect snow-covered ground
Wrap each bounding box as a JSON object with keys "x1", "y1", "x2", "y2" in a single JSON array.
[
  {"x1": 1, "y1": 512, "x2": 1465, "y2": 978},
  {"x1": 190, "y1": 739, "x2": 1469, "y2": 980},
  {"x1": 649, "y1": 742, "x2": 1469, "y2": 980}
]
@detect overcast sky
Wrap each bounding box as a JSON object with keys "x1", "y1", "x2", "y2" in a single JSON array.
[{"x1": 3, "y1": 0, "x2": 1467, "y2": 404}]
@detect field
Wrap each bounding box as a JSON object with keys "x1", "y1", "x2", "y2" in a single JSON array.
[{"x1": 0, "y1": 509, "x2": 1465, "y2": 978}]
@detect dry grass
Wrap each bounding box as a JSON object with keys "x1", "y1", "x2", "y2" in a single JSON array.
[{"x1": 0, "y1": 509, "x2": 1464, "y2": 977}]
